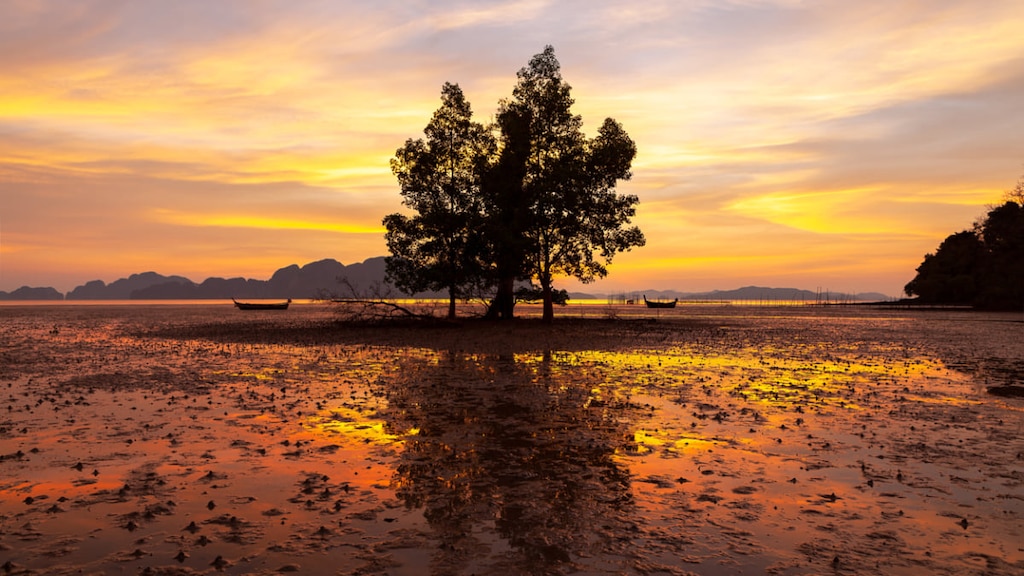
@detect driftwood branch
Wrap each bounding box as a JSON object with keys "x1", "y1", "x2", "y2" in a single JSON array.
[
  {"x1": 331, "y1": 297, "x2": 437, "y2": 320},
  {"x1": 328, "y1": 277, "x2": 449, "y2": 323}
]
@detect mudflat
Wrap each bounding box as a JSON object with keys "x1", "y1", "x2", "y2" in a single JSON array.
[{"x1": 1, "y1": 303, "x2": 1022, "y2": 575}]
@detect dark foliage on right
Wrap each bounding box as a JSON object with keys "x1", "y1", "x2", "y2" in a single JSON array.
[{"x1": 905, "y1": 176, "x2": 1024, "y2": 309}]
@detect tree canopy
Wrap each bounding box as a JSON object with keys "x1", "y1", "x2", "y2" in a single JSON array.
[
  {"x1": 905, "y1": 176, "x2": 1024, "y2": 309},
  {"x1": 383, "y1": 46, "x2": 644, "y2": 321},
  {"x1": 383, "y1": 83, "x2": 495, "y2": 319},
  {"x1": 496, "y1": 46, "x2": 644, "y2": 321}
]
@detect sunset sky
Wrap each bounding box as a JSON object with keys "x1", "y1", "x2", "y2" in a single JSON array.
[{"x1": 3, "y1": 1, "x2": 1023, "y2": 296}]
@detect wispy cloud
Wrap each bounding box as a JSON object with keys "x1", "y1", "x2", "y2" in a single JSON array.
[{"x1": 2, "y1": 0, "x2": 1023, "y2": 294}]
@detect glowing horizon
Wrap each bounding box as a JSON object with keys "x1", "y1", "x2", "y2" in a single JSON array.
[{"x1": 3, "y1": 1, "x2": 1023, "y2": 296}]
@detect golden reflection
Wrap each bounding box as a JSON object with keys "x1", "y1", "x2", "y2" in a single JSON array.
[
  {"x1": 339, "y1": 336, "x2": 997, "y2": 573},
  {"x1": 2, "y1": 305, "x2": 1020, "y2": 574},
  {"x1": 631, "y1": 429, "x2": 720, "y2": 456},
  {"x1": 302, "y1": 405, "x2": 418, "y2": 448},
  {"x1": 378, "y1": 350, "x2": 641, "y2": 574}
]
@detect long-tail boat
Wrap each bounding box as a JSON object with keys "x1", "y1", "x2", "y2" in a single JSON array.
[
  {"x1": 643, "y1": 295, "x2": 678, "y2": 309},
  {"x1": 232, "y1": 298, "x2": 291, "y2": 310}
]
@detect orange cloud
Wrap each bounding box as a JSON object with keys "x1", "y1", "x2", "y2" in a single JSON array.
[
  {"x1": 2, "y1": 1, "x2": 1023, "y2": 295},
  {"x1": 149, "y1": 209, "x2": 385, "y2": 235}
]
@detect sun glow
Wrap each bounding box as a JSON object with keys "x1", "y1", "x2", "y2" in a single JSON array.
[
  {"x1": 3, "y1": 2, "x2": 1024, "y2": 294},
  {"x1": 149, "y1": 209, "x2": 385, "y2": 235}
]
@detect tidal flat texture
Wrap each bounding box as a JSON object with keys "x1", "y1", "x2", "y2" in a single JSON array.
[{"x1": 1, "y1": 303, "x2": 1022, "y2": 575}]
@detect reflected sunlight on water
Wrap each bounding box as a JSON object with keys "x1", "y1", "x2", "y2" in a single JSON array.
[{"x1": 1, "y1": 303, "x2": 1021, "y2": 575}]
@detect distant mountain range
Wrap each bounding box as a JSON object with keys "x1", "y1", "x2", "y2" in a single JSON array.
[
  {"x1": 59, "y1": 258, "x2": 396, "y2": 300},
  {"x1": 0, "y1": 286, "x2": 65, "y2": 300},
  {"x1": 584, "y1": 286, "x2": 891, "y2": 303},
  {"x1": 0, "y1": 257, "x2": 891, "y2": 302},
  {"x1": 0, "y1": 258, "x2": 399, "y2": 301}
]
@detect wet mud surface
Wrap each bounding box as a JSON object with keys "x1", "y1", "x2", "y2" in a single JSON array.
[{"x1": 1, "y1": 303, "x2": 1022, "y2": 575}]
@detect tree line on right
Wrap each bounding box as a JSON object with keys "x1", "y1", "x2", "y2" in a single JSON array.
[{"x1": 904, "y1": 174, "x2": 1024, "y2": 309}]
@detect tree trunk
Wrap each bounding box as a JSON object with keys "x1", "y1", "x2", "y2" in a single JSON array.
[
  {"x1": 541, "y1": 279, "x2": 554, "y2": 323},
  {"x1": 500, "y1": 276, "x2": 516, "y2": 320},
  {"x1": 447, "y1": 287, "x2": 457, "y2": 320},
  {"x1": 486, "y1": 275, "x2": 516, "y2": 320},
  {"x1": 483, "y1": 300, "x2": 499, "y2": 320}
]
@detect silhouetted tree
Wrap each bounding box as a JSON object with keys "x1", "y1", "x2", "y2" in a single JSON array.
[
  {"x1": 976, "y1": 200, "x2": 1024, "y2": 308},
  {"x1": 488, "y1": 46, "x2": 644, "y2": 321},
  {"x1": 905, "y1": 175, "x2": 1024, "y2": 309},
  {"x1": 383, "y1": 83, "x2": 496, "y2": 319},
  {"x1": 480, "y1": 105, "x2": 534, "y2": 320},
  {"x1": 385, "y1": 49, "x2": 644, "y2": 322},
  {"x1": 904, "y1": 231, "x2": 984, "y2": 304},
  {"x1": 1006, "y1": 174, "x2": 1024, "y2": 205}
]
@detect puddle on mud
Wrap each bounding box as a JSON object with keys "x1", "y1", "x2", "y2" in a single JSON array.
[{"x1": 1, "y1": 304, "x2": 1022, "y2": 575}]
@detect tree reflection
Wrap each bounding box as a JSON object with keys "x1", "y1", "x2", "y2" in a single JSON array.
[{"x1": 382, "y1": 350, "x2": 638, "y2": 574}]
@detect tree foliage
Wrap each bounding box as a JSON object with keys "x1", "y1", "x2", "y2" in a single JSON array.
[
  {"x1": 903, "y1": 231, "x2": 984, "y2": 305},
  {"x1": 479, "y1": 103, "x2": 534, "y2": 320},
  {"x1": 905, "y1": 180, "x2": 1024, "y2": 309},
  {"x1": 486, "y1": 46, "x2": 644, "y2": 321},
  {"x1": 383, "y1": 83, "x2": 495, "y2": 319},
  {"x1": 514, "y1": 285, "x2": 569, "y2": 306},
  {"x1": 384, "y1": 46, "x2": 644, "y2": 321}
]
